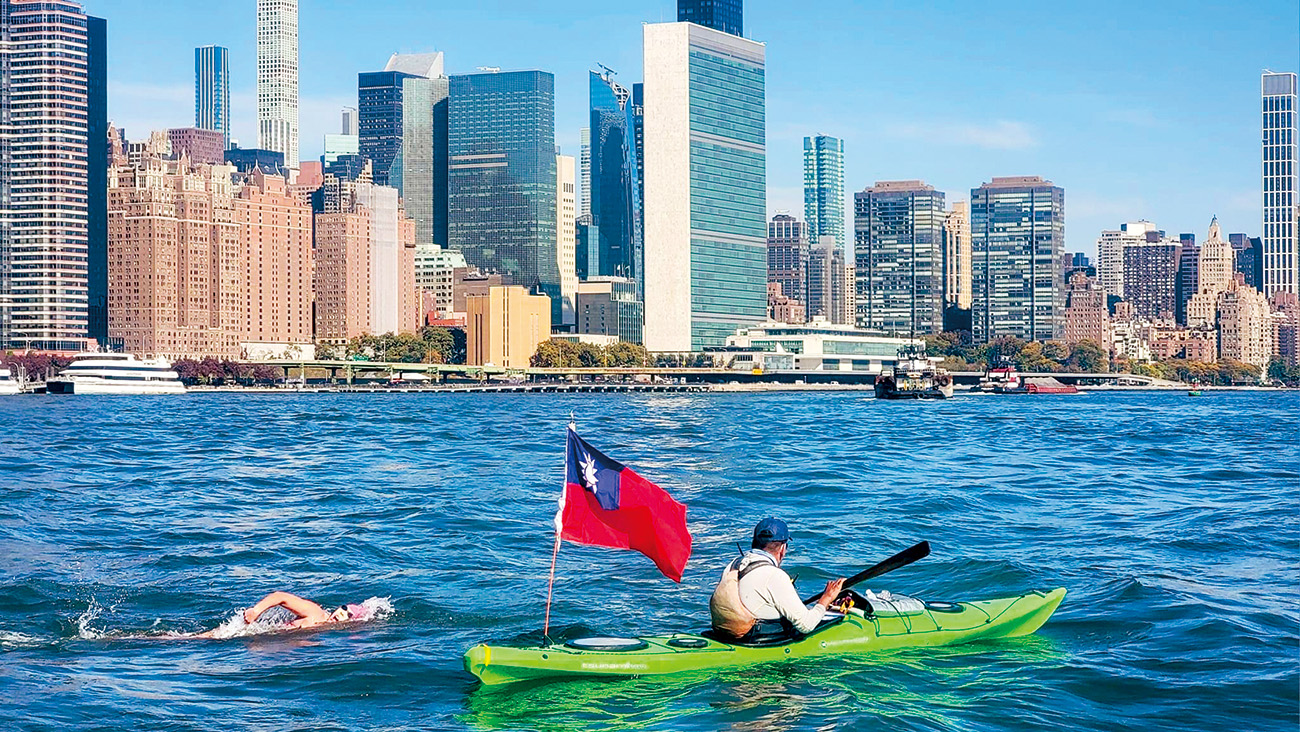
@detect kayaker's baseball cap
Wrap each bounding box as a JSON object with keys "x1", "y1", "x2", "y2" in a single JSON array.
[{"x1": 753, "y1": 517, "x2": 790, "y2": 545}]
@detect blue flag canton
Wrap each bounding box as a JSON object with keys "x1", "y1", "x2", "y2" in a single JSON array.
[{"x1": 567, "y1": 430, "x2": 623, "y2": 511}]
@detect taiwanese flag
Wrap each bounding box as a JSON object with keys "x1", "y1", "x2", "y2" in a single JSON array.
[{"x1": 557, "y1": 426, "x2": 692, "y2": 582}]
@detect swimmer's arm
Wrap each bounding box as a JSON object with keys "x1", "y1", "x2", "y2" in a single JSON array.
[{"x1": 243, "y1": 592, "x2": 328, "y2": 623}]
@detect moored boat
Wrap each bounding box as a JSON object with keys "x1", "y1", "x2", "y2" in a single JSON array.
[
  {"x1": 0, "y1": 367, "x2": 21, "y2": 395},
  {"x1": 874, "y1": 344, "x2": 953, "y2": 399},
  {"x1": 46, "y1": 352, "x2": 186, "y2": 395},
  {"x1": 465, "y1": 587, "x2": 1066, "y2": 686}
]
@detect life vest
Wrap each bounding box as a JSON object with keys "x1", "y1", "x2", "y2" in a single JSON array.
[{"x1": 709, "y1": 554, "x2": 776, "y2": 639}]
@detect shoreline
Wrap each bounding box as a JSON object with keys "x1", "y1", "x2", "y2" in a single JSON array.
[{"x1": 164, "y1": 383, "x2": 1293, "y2": 395}]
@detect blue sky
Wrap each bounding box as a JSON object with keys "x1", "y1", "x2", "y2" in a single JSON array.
[{"x1": 91, "y1": 0, "x2": 1298, "y2": 255}]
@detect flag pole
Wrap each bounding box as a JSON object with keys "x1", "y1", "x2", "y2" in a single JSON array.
[{"x1": 543, "y1": 417, "x2": 576, "y2": 642}]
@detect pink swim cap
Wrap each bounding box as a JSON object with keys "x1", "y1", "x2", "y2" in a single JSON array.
[{"x1": 344, "y1": 603, "x2": 371, "y2": 621}]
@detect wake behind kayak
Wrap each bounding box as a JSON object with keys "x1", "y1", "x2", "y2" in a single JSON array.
[{"x1": 465, "y1": 587, "x2": 1066, "y2": 686}]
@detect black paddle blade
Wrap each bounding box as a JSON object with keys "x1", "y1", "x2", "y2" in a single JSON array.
[{"x1": 802, "y1": 541, "x2": 931, "y2": 605}]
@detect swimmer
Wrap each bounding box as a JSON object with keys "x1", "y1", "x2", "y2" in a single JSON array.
[{"x1": 196, "y1": 591, "x2": 371, "y2": 637}]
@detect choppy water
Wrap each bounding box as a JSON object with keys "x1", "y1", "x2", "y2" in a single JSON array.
[{"x1": 0, "y1": 391, "x2": 1296, "y2": 731}]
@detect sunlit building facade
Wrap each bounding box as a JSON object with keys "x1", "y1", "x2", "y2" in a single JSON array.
[{"x1": 642, "y1": 22, "x2": 766, "y2": 351}]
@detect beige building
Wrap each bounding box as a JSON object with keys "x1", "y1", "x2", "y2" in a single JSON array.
[
  {"x1": 466, "y1": 286, "x2": 552, "y2": 369},
  {"x1": 313, "y1": 210, "x2": 371, "y2": 343},
  {"x1": 108, "y1": 156, "x2": 242, "y2": 359},
  {"x1": 1217, "y1": 275, "x2": 1272, "y2": 368},
  {"x1": 1063, "y1": 272, "x2": 1109, "y2": 347},
  {"x1": 943, "y1": 201, "x2": 972, "y2": 310},
  {"x1": 1187, "y1": 217, "x2": 1234, "y2": 328},
  {"x1": 236, "y1": 170, "x2": 315, "y2": 346}
]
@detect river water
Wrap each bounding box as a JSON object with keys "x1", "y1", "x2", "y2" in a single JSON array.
[{"x1": 0, "y1": 391, "x2": 1296, "y2": 731}]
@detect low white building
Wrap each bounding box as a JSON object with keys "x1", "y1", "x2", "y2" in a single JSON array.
[{"x1": 719, "y1": 320, "x2": 922, "y2": 373}]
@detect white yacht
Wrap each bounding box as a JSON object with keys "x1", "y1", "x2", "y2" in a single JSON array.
[
  {"x1": 46, "y1": 353, "x2": 186, "y2": 395},
  {"x1": 0, "y1": 367, "x2": 21, "y2": 395}
]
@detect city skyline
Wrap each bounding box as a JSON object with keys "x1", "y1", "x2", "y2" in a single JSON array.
[{"x1": 90, "y1": 1, "x2": 1299, "y2": 255}]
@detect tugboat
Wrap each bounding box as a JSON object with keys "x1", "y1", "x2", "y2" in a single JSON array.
[
  {"x1": 978, "y1": 359, "x2": 1021, "y2": 392},
  {"x1": 874, "y1": 344, "x2": 954, "y2": 400},
  {"x1": 979, "y1": 359, "x2": 1078, "y2": 395}
]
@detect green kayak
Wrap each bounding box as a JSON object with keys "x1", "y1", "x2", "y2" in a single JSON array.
[{"x1": 465, "y1": 587, "x2": 1066, "y2": 686}]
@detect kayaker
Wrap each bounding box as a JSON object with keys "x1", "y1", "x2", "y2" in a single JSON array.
[
  {"x1": 196, "y1": 591, "x2": 371, "y2": 637},
  {"x1": 709, "y1": 517, "x2": 845, "y2": 641}
]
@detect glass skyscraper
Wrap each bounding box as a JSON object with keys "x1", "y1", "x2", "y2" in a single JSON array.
[
  {"x1": 447, "y1": 70, "x2": 560, "y2": 322},
  {"x1": 854, "y1": 181, "x2": 946, "y2": 335},
  {"x1": 195, "y1": 45, "x2": 230, "y2": 149},
  {"x1": 358, "y1": 53, "x2": 448, "y2": 248},
  {"x1": 642, "y1": 22, "x2": 766, "y2": 351},
  {"x1": 677, "y1": 0, "x2": 743, "y2": 36},
  {"x1": 804, "y1": 135, "x2": 845, "y2": 252},
  {"x1": 587, "y1": 70, "x2": 641, "y2": 282},
  {"x1": 970, "y1": 176, "x2": 1066, "y2": 342},
  {"x1": 1262, "y1": 71, "x2": 1298, "y2": 296}
]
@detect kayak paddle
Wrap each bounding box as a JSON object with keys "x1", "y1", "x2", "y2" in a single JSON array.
[{"x1": 802, "y1": 541, "x2": 931, "y2": 605}]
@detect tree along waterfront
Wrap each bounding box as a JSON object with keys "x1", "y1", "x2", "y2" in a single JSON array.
[{"x1": 924, "y1": 333, "x2": 1270, "y2": 386}]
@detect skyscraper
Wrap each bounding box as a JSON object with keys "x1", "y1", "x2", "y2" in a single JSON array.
[
  {"x1": 1176, "y1": 232, "x2": 1199, "y2": 325},
  {"x1": 447, "y1": 70, "x2": 560, "y2": 322},
  {"x1": 578, "y1": 128, "x2": 591, "y2": 219},
  {"x1": 1228, "y1": 232, "x2": 1264, "y2": 290},
  {"x1": 970, "y1": 176, "x2": 1065, "y2": 342},
  {"x1": 256, "y1": 0, "x2": 298, "y2": 169},
  {"x1": 1096, "y1": 221, "x2": 1160, "y2": 300},
  {"x1": 341, "y1": 107, "x2": 358, "y2": 137},
  {"x1": 767, "y1": 214, "x2": 808, "y2": 315},
  {"x1": 854, "y1": 181, "x2": 946, "y2": 334},
  {"x1": 642, "y1": 22, "x2": 766, "y2": 351},
  {"x1": 359, "y1": 53, "x2": 448, "y2": 247},
  {"x1": 195, "y1": 45, "x2": 230, "y2": 149},
  {"x1": 87, "y1": 14, "x2": 108, "y2": 346},
  {"x1": 557, "y1": 153, "x2": 577, "y2": 326},
  {"x1": 677, "y1": 0, "x2": 743, "y2": 36},
  {"x1": 0, "y1": 0, "x2": 106, "y2": 350},
  {"x1": 942, "y1": 201, "x2": 972, "y2": 312},
  {"x1": 807, "y1": 236, "x2": 846, "y2": 324},
  {"x1": 803, "y1": 135, "x2": 845, "y2": 252},
  {"x1": 1121, "y1": 239, "x2": 1180, "y2": 320},
  {"x1": 1187, "y1": 218, "x2": 1234, "y2": 328},
  {"x1": 1262, "y1": 71, "x2": 1298, "y2": 296},
  {"x1": 588, "y1": 69, "x2": 641, "y2": 281}
]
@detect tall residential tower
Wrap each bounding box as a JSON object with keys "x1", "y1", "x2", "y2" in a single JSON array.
[
  {"x1": 970, "y1": 176, "x2": 1065, "y2": 342},
  {"x1": 256, "y1": 0, "x2": 299, "y2": 169},
  {"x1": 195, "y1": 46, "x2": 230, "y2": 149},
  {"x1": 0, "y1": 0, "x2": 107, "y2": 349},
  {"x1": 1262, "y1": 71, "x2": 1298, "y2": 296},
  {"x1": 642, "y1": 22, "x2": 766, "y2": 350},
  {"x1": 803, "y1": 135, "x2": 845, "y2": 252},
  {"x1": 854, "y1": 181, "x2": 946, "y2": 334}
]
